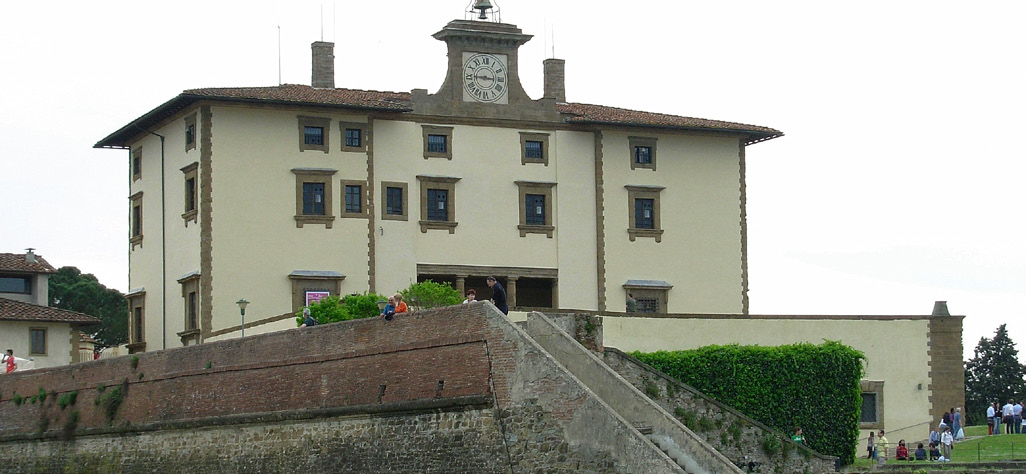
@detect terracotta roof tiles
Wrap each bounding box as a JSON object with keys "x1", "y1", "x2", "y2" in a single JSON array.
[
  {"x1": 0, "y1": 298, "x2": 100, "y2": 324},
  {"x1": 0, "y1": 253, "x2": 57, "y2": 274},
  {"x1": 556, "y1": 102, "x2": 780, "y2": 136},
  {"x1": 183, "y1": 84, "x2": 413, "y2": 110}
]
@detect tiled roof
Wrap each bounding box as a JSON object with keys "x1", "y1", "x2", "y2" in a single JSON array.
[
  {"x1": 0, "y1": 253, "x2": 57, "y2": 274},
  {"x1": 183, "y1": 84, "x2": 414, "y2": 110},
  {"x1": 0, "y1": 298, "x2": 101, "y2": 324},
  {"x1": 557, "y1": 102, "x2": 781, "y2": 137}
]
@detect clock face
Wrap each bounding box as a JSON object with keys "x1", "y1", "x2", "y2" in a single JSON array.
[{"x1": 462, "y1": 53, "x2": 509, "y2": 104}]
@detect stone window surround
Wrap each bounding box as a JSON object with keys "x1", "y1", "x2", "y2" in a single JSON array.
[
  {"x1": 625, "y1": 185, "x2": 665, "y2": 242},
  {"x1": 127, "y1": 289, "x2": 146, "y2": 353},
  {"x1": 860, "y1": 380, "x2": 885, "y2": 430},
  {"x1": 184, "y1": 113, "x2": 197, "y2": 152},
  {"x1": 298, "y1": 115, "x2": 331, "y2": 153},
  {"x1": 629, "y1": 136, "x2": 658, "y2": 171},
  {"x1": 339, "y1": 121, "x2": 369, "y2": 152},
  {"x1": 130, "y1": 191, "x2": 144, "y2": 249},
  {"x1": 177, "y1": 271, "x2": 200, "y2": 329},
  {"x1": 417, "y1": 175, "x2": 461, "y2": 233},
  {"x1": 340, "y1": 179, "x2": 370, "y2": 219},
  {"x1": 422, "y1": 125, "x2": 454, "y2": 160},
  {"x1": 181, "y1": 162, "x2": 198, "y2": 226},
  {"x1": 292, "y1": 168, "x2": 337, "y2": 228},
  {"x1": 520, "y1": 132, "x2": 550, "y2": 166},
  {"x1": 29, "y1": 327, "x2": 47, "y2": 356},
  {"x1": 289, "y1": 271, "x2": 346, "y2": 312},
  {"x1": 622, "y1": 280, "x2": 672, "y2": 314},
  {"x1": 515, "y1": 180, "x2": 556, "y2": 238},
  {"x1": 381, "y1": 181, "x2": 409, "y2": 221},
  {"x1": 131, "y1": 147, "x2": 142, "y2": 181}
]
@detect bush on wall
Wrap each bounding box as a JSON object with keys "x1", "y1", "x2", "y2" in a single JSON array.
[
  {"x1": 295, "y1": 292, "x2": 386, "y2": 325},
  {"x1": 632, "y1": 341, "x2": 863, "y2": 465}
]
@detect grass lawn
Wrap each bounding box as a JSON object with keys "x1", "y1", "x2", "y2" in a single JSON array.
[{"x1": 849, "y1": 425, "x2": 1026, "y2": 468}]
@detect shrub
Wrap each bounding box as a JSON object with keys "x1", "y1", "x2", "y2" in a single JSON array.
[
  {"x1": 644, "y1": 380, "x2": 660, "y2": 398},
  {"x1": 762, "y1": 435, "x2": 782, "y2": 457},
  {"x1": 632, "y1": 340, "x2": 864, "y2": 465},
  {"x1": 400, "y1": 280, "x2": 462, "y2": 310},
  {"x1": 296, "y1": 292, "x2": 386, "y2": 326}
]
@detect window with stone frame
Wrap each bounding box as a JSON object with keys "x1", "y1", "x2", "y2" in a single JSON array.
[
  {"x1": 127, "y1": 290, "x2": 146, "y2": 353},
  {"x1": 340, "y1": 179, "x2": 369, "y2": 218},
  {"x1": 520, "y1": 132, "x2": 550, "y2": 166},
  {"x1": 184, "y1": 113, "x2": 197, "y2": 152},
  {"x1": 292, "y1": 168, "x2": 336, "y2": 228},
  {"x1": 515, "y1": 180, "x2": 556, "y2": 238},
  {"x1": 381, "y1": 181, "x2": 409, "y2": 221},
  {"x1": 132, "y1": 147, "x2": 142, "y2": 181},
  {"x1": 181, "y1": 162, "x2": 198, "y2": 225},
  {"x1": 625, "y1": 185, "x2": 665, "y2": 242},
  {"x1": 417, "y1": 175, "x2": 460, "y2": 233},
  {"x1": 177, "y1": 272, "x2": 200, "y2": 338},
  {"x1": 422, "y1": 125, "x2": 454, "y2": 160},
  {"x1": 298, "y1": 116, "x2": 330, "y2": 153},
  {"x1": 339, "y1": 122, "x2": 369, "y2": 152},
  {"x1": 860, "y1": 380, "x2": 885, "y2": 429},
  {"x1": 130, "y1": 191, "x2": 144, "y2": 249},
  {"x1": 629, "y1": 136, "x2": 657, "y2": 170},
  {"x1": 29, "y1": 327, "x2": 46, "y2": 355},
  {"x1": 622, "y1": 280, "x2": 672, "y2": 314}
]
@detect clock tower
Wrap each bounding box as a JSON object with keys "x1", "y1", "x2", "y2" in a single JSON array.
[{"x1": 411, "y1": 3, "x2": 560, "y2": 121}]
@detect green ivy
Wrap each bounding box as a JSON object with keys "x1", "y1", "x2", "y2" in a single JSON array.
[{"x1": 632, "y1": 341, "x2": 863, "y2": 465}]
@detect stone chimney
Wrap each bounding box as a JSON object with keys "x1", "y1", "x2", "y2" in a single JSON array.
[
  {"x1": 24, "y1": 248, "x2": 37, "y2": 263},
  {"x1": 932, "y1": 301, "x2": 950, "y2": 316},
  {"x1": 311, "y1": 41, "x2": 335, "y2": 89},
  {"x1": 543, "y1": 58, "x2": 565, "y2": 102}
]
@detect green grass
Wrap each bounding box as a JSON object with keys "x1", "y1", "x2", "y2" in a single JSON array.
[{"x1": 850, "y1": 425, "x2": 1026, "y2": 468}]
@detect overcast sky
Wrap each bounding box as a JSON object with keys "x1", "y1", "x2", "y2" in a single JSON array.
[{"x1": 1, "y1": 1, "x2": 1022, "y2": 361}]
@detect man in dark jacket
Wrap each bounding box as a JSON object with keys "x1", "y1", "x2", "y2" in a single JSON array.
[{"x1": 486, "y1": 276, "x2": 508, "y2": 315}]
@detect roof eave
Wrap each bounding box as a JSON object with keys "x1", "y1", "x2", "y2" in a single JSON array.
[{"x1": 565, "y1": 119, "x2": 783, "y2": 145}]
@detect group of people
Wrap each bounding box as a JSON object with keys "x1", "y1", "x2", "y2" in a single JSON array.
[
  {"x1": 987, "y1": 399, "x2": 1025, "y2": 434},
  {"x1": 867, "y1": 407, "x2": 966, "y2": 464},
  {"x1": 462, "y1": 277, "x2": 508, "y2": 315}
]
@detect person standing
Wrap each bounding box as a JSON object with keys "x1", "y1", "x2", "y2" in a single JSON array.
[
  {"x1": 867, "y1": 431, "x2": 876, "y2": 459},
  {"x1": 486, "y1": 276, "x2": 508, "y2": 315},
  {"x1": 1004, "y1": 399, "x2": 1015, "y2": 434},
  {"x1": 942, "y1": 408, "x2": 953, "y2": 429},
  {"x1": 626, "y1": 293, "x2": 637, "y2": 313},
  {"x1": 953, "y1": 407, "x2": 963, "y2": 440},
  {"x1": 940, "y1": 426, "x2": 953, "y2": 461},
  {"x1": 1014, "y1": 401, "x2": 1022, "y2": 434},
  {"x1": 876, "y1": 430, "x2": 889, "y2": 465},
  {"x1": 993, "y1": 402, "x2": 1002, "y2": 435},
  {"x1": 3, "y1": 349, "x2": 16, "y2": 373},
  {"x1": 463, "y1": 289, "x2": 476, "y2": 304}
]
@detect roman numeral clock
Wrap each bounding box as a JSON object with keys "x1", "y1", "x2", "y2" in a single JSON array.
[{"x1": 462, "y1": 52, "x2": 509, "y2": 104}]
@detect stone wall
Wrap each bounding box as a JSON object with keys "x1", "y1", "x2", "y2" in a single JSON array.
[{"x1": 0, "y1": 302, "x2": 682, "y2": 473}]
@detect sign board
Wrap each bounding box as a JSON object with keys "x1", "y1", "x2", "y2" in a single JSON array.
[{"x1": 305, "y1": 291, "x2": 330, "y2": 306}]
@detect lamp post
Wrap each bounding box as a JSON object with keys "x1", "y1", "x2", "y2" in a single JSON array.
[
  {"x1": 236, "y1": 299, "x2": 249, "y2": 337},
  {"x1": 376, "y1": 298, "x2": 388, "y2": 312}
]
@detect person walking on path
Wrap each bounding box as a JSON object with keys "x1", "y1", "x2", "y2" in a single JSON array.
[
  {"x1": 486, "y1": 276, "x2": 508, "y2": 315},
  {"x1": 953, "y1": 407, "x2": 963, "y2": 439}
]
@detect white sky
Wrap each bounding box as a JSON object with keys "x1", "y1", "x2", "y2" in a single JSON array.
[{"x1": 1, "y1": 1, "x2": 1023, "y2": 361}]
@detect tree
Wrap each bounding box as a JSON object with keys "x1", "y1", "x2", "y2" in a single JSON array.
[
  {"x1": 400, "y1": 280, "x2": 462, "y2": 310},
  {"x1": 964, "y1": 324, "x2": 1026, "y2": 425},
  {"x1": 48, "y1": 266, "x2": 128, "y2": 350}
]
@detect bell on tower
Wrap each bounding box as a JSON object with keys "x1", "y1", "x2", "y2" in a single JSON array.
[{"x1": 466, "y1": 0, "x2": 500, "y2": 22}]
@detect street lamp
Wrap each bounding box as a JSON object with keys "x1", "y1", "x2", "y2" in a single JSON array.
[
  {"x1": 236, "y1": 299, "x2": 249, "y2": 337},
  {"x1": 376, "y1": 299, "x2": 388, "y2": 312}
]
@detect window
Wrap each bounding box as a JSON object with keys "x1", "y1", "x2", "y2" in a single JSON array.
[
  {"x1": 625, "y1": 185, "x2": 665, "y2": 242},
  {"x1": 515, "y1": 180, "x2": 556, "y2": 237},
  {"x1": 417, "y1": 175, "x2": 461, "y2": 232},
  {"x1": 127, "y1": 289, "x2": 146, "y2": 352},
  {"x1": 520, "y1": 132, "x2": 550, "y2": 165},
  {"x1": 340, "y1": 180, "x2": 369, "y2": 218},
  {"x1": 131, "y1": 147, "x2": 142, "y2": 181},
  {"x1": 298, "y1": 116, "x2": 330, "y2": 153},
  {"x1": 130, "y1": 191, "x2": 144, "y2": 249},
  {"x1": 181, "y1": 162, "x2": 198, "y2": 225},
  {"x1": 292, "y1": 168, "x2": 337, "y2": 228},
  {"x1": 186, "y1": 291, "x2": 198, "y2": 330},
  {"x1": 184, "y1": 113, "x2": 197, "y2": 152},
  {"x1": 859, "y1": 380, "x2": 885, "y2": 429},
  {"x1": 133, "y1": 307, "x2": 144, "y2": 342},
  {"x1": 177, "y1": 272, "x2": 200, "y2": 336},
  {"x1": 29, "y1": 328, "x2": 46, "y2": 355},
  {"x1": 345, "y1": 129, "x2": 360, "y2": 147},
  {"x1": 381, "y1": 181, "x2": 408, "y2": 221},
  {"x1": 0, "y1": 275, "x2": 31, "y2": 294},
  {"x1": 339, "y1": 121, "x2": 369, "y2": 152},
  {"x1": 422, "y1": 125, "x2": 454, "y2": 160},
  {"x1": 289, "y1": 271, "x2": 345, "y2": 312},
  {"x1": 629, "y1": 136, "x2": 658, "y2": 170},
  {"x1": 623, "y1": 280, "x2": 672, "y2": 314}
]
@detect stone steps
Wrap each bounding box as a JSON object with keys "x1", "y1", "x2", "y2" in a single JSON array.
[{"x1": 647, "y1": 433, "x2": 703, "y2": 474}]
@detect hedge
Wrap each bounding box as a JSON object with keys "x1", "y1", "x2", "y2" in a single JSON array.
[{"x1": 632, "y1": 341, "x2": 864, "y2": 465}]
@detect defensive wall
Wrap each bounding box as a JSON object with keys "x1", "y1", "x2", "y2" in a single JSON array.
[{"x1": 0, "y1": 303, "x2": 731, "y2": 473}]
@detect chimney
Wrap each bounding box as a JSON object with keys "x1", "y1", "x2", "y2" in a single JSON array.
[
  {"x1": 311, "y1": 41, "x2": 335, "y2": 89},
  {"x1": 932, "y1": 301, "x2": 950, "y2": 316},
  {"x1": 543, "y1": 59, "x2": 565, "y2": 102},
  {"x1": 24, "y1": 248, "x2": 37, "y2": 263}
]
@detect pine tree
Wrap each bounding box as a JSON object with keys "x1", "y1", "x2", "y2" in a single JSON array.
[
  {"x1": 964, "y1": 324, "x2": 1026, "y2": 425},
  {"x1": 48, "y1": 266, "x2": 128, "y2": 351}
]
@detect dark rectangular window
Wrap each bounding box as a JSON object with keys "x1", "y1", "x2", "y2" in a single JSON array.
[
  {"x1": 860, "y1": 393, "x2": 878, "y2": 423},
  {"x1": 0, "y1": 276, "x2": 31, "y2": 294},
  {"x1": 386, "y1": 187, "x2": 404, "y2": 215},
  {"x1": 304, "y1": 126, "x2": 324, "y2": 145},
  {"x1": 525, "y1": 140, "x2": 543, "y2": 159},
  {"x1": 427, "y1": 134, "x2": 447, "y2": 153},
  {"x1": 525, "y1": 193, "x2": 545, "y2": 225},
  {"x1": 636, "y1": 298, "x2": 658, "y2": 313},
  {"x1": 345, "y1": 128, "x2": 361, "y2": 148},
  {"x1": 185, "y1": 124, "x2": 196, "y2": 145},
  {"x1": 634, "y1": 145, "x2": 652, "y2": 165},
  {"x1": 635, "y1": 198, "x2": 654, "y2": 229},
  {"x1": 29, "y1": 328, "x2": 46, "y2": 355},
  {"x1": 427, "y1": 189, "x2": 448, "y2": 221},
  {"x1": 132, "y1": 204, "x2": 142, "y2": 236},
  {"x1": 302, "y1": 182, "x2": 326, "y2": 215},
  {"x1": 187, "y1": 292, "x2": 197, "y2": 330},
  {"x1": 185, "y1": 177, "x2": 197, "y2": 212},
  {"x1": 345, "y1": 185, "x2": 362, "y2": 213},
  {"x1": 133, "y1": 307, "x2": 144, "y2": 343},
  {"x1": 132, "y1": 155, "x2": 141, "y2": 177}
]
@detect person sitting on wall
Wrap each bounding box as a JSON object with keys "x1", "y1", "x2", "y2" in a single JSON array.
[
  {"x1": 914, "y1": 443, "x2": 927, "y2": 461},
  {"x1": 895, "y1": 439, "x2": 908, "y2": 460},
  {"x1": 381, "y1": 296, "x2": 396, "y2": 321}
]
